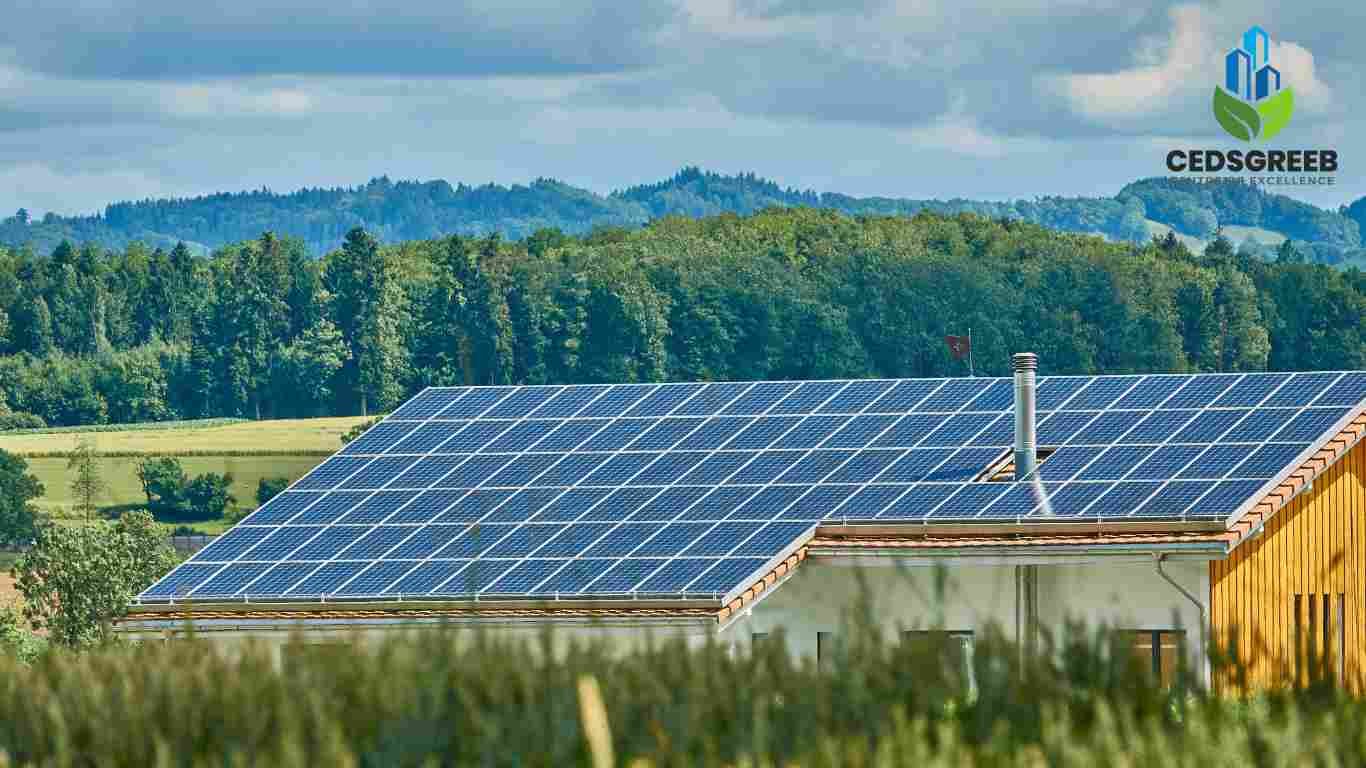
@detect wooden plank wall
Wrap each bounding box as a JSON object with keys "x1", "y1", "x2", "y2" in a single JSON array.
[{"x1": 1210, "y1": 438, "x2": 1364, "y2": 692}]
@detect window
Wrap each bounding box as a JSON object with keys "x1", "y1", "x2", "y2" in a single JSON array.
[
  {"x1": 1295, "y1": 592, "x2": 1344, "y2": 685},
  {"x1": 817, "y1": 631, "x2": 835, "y2": 671},
  {"x1": 904, "y1": 630, "x2": 976, "y2": 692},
  {"x1": 1125, "y1": 630, "x2": 1185, "y2": 688}
]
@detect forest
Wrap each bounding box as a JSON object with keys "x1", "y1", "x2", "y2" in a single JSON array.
[
  {"x1": 2, "y1": 169, "x2": 1363, "y2": 264},
  {"x1": 1, "y1": 207, "x2": 1364, "y2": 429}
]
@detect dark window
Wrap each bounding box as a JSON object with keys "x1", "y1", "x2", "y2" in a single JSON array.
[
  {"x1": 817, "y1": 631, "x2": 835, "y2": 671},
  {"x1": 904, "y1": 629, "x2": 976, "y2": 691},
  {"x1": 1124, "y1": 630, "x2": 1185, "y2": 687}
]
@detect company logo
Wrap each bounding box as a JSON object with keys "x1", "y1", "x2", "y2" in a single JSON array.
[{"x1": 1213, "y1": 25, "x2": 1294, "y2": 141}]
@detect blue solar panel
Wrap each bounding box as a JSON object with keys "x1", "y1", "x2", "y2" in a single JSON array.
[
  {"x1": 1036, "y1": 447, "x2": 1103, "y2": 481},
  {"x1": 1313, "y1": 372, "x2": 1366, "y2": 407},
  {"x1": 629, "y1": 418, "x2": 706, "y2": 450},
  {"x1": 341, "y1": 421, "x2": 418, "y2": 454},
  {"x1": 722, "y1": 381, "x2": 801, "y2": 415},
  {"x1": 675, "y1": 452, "x2": 748, "y2": 484},
  {"x1": 929, "y1": 483, "x2": 1011, "y2": 520},
  {"x1": 577, "y1": 385, "x2": 653, "y2": 417},
  {"x1": 1221, "y1": 408, "x2": 1300, "y2": 442},
  {"x1": 674, "y1": 383, "x2": 751, "y2": 416},
  {"x1": 1039, "y1": 482, "x2": 1111, "y2": 517},
  {"x1": 434, "y1": 490, "x2": 514, "y2": 522},
  {"x1": 826, "y1": 449, "x2": 903, "y2": 483},
  {"x1": 1065, "y1": 376, "x2": 1142, "y2": 410},
  {"x1": 1132, "y1": 481, "x2": 1212, "y2": 518},
  {"x1": 485, "y1": 420, "x2": 563, "y2": 452},
  {"x1": 1069, "y1": 410, "x2": 1144, "y2": 444},
  {"x1": 242, "y1": 491, "x2": 324, "y2": 524},
  {"x1": 193, "y1": 563, "x2": 271, "y2": 597},
  {"x1": 1262, "y1": 372, "x2": 1340, "y2": 407},
  {"x1": 1213, "y1": 374, "x2": 1289, "y2": 407},
  {"x1": 917, "y1": 378, "x2": 991, "y2": 412},
  {"x1": 439, "y1": 387, "x2": 516, "y2": 418},
  {"x1": 867, "y1": 380, "x2": 942, "y2": 412},
  {"x1": 729, "y1": 451, "x2": 802, "y2": 484},
  {"x1": 385, "y1": 560, "x2": 470, "y2": 596},
  {"x1": 1036, "y1": 377, "x2": 1089, "y2": 410},
  {"x1": 1272, "y1": 408, "x2": 1350, "y2": 442},
  {"x1": 483, "y1": 387, "x2": 561, "y2": 419},
  {"x1": 145, "y1": 370, "x2": 1366, "y2": 605},
  {"x1": 819, "y1": 380, "x2": 897, "y2": 413},
  {"x1": 1113, "y1": 376, "x2": 1184, "y2": 408},
  {"x1": 769, "y1": 381, "x2": 847, "y2": 414},
  {"x1": 532, "y1": 419, "x2": 610, "y2": 451},
  {"x1": 1171, "y1": 410, "x2": 1249, "y2": 443},
  {"x1": 1178, "y1": 444, "x2": 1256, "y2": 480},
  {"x1": 1235, "y1": 443, "x2": 1309, "y2": 478},
  {"x1": 1162, "y1": 375, "x2": 1237, "y2": 408},
  {"x1": 335, "y1": 490, "x2": 421, "y2": 524},
  {"x1": 389, "y1": 388, "x2": 467, "y2": 420},
  {"x1": 873, "y1": 414, "x2": 947, "y2": 448},
  {"x1": 825, "y1": 414, "x2": 900, "y2": 448},
  {"x1": 724, "y1": 416, "x2": 804, "y2": 450},
  {"x1": 527, "y1": 384, "x2": 609, "y2": 417},
  {"x1": 1076, "y1": 446, "x2": 1157, "y2": 480},
  {"x1": 624, "y1": 384, "x2": 703, "y2": 417},
  {"x1": 877, "y1": 484, "x2": 957, "y2": 520},
  {"x1": 676, "y1": 417, "x2": 755, "y2": 450}
]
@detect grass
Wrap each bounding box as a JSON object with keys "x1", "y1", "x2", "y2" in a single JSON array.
[
  {"x1": 0, "y1": 416, "x2": 367, "y2": 534},
  {"x1": 0, "y1": 621, "x2": 1360, "y2": 766},
  {"x1": 1222, "y1": 224, "x2": 1288, "y2": 246},
  {"x1": 0, "y1": 416, "x2": 367, "y2": 456}
]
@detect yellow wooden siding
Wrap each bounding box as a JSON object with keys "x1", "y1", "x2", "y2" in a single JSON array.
[{"x1": 1210, "y1": 437, "x2": 1365, "y2": 692}]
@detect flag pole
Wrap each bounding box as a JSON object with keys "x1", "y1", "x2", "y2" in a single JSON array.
[{"x1": 968, "y1": 327, "x2": 974, "y2": 378}]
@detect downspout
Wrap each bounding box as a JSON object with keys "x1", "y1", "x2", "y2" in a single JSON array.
[{"x1": 1154, "y1": 553, "x2": 1208, "y2": 687}]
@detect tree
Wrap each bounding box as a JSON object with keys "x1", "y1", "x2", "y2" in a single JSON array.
[
  {"x1": 326, "y1": 228, "x2": 408, "y2": 415},
  {"x1": 256, "y1": 476, "x2": 289, "y2": 506},
  {"x1": 268, "y1": 317, "x2": 346, "y2": 417},
  {"x1": 14, "y1": 208, "x2": 27, "y2": 226},
  {"x1": 0, "y1": 450, "x2": 44, "y2": 547},
  {"x1": 67, "y1": 437, "x2": 105, "y2": 520},
  {"x1": 135, "y1": 456, "x2": 188, "y2": 518},
  {"x1": 13, "y1": 510, "x2": 178, "y2": 647},
  {"x1": 184, "y1": 472, "x2": 235, "y2": 520}
]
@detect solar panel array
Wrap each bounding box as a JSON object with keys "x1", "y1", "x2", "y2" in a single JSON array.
[{"x1": 141, "y1": 371, "x2": 1366, "y2": 605}]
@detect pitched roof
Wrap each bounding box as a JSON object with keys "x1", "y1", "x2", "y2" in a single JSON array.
[{"x1": 135, "y1": 371, "x2": 1366, "y2": 617}]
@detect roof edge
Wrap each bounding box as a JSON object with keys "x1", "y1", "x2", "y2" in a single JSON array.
[{"x1": 1224, "y1": 410, "x2": 1366, "y2": 552}]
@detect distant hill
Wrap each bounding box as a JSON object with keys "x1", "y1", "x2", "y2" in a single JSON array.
[{"x1": 2, "y1": 167, "x2": 1363, "y2": 264}]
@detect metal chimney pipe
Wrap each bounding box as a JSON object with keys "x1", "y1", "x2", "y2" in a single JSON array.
[{"x1": 1013, "y1": 353, "x2": 1038, "y2": 480}]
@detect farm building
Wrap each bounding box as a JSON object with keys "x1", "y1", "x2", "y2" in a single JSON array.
[{"x1": 122, "y1": 356, "x2": 1366, "y2": 691}]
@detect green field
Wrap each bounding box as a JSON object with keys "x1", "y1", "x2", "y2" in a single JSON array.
[{"x1": 0, "y1": 417, "x2": 367, "y2": 532}]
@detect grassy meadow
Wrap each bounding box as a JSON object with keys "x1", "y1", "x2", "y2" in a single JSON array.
[{"x1": 0, "y1": 417, "x2": 365, "y2": 532}]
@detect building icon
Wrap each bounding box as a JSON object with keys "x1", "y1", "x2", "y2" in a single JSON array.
[{"x1": 1224, "y1": 25, "x2": 1280, "y2": 102}]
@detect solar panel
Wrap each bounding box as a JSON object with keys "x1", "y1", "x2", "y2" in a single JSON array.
[{"x1": 144, "y1": 371, "x2": 1366, "y2": 605}]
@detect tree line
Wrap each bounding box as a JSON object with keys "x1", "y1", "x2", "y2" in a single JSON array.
[
  {"x1": 0, "y1": 208, "x2": 1364, "y2": 428},
  {"x1": 3, "y1": 169, "x2": 1362, "y2": 263}
]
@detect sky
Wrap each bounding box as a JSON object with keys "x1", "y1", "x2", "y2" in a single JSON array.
[{"x1": 1, "y1": 0, "x2": 1362, "y2": 217}]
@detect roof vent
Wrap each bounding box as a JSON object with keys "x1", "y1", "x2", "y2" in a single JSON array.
[{"x1": 1013, "y1": 353, "x2": 1038, "y2": 481}]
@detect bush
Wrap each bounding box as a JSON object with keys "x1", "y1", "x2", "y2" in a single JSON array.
[
  {"x1": 183, "y1": 472, "x2": 235, "y2": 521},
  {"x1": 256, "y1": 476, "x2": 290, "y2": 506},
  {"x1": 0, "y1": 411, "x2": 46, "y2": 432},
  {"x1": 0, "y1": 449, "x2": 45, "y2": 547}
]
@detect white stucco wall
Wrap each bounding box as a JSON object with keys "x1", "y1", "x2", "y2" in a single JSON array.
[{"x1": 725, "y1": 555, "x2": 1211, "y2": 672}]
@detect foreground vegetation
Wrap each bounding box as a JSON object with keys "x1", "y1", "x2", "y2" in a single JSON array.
[{"x1": 0, "y1": 623, "x2": 1360, "y2": 766}]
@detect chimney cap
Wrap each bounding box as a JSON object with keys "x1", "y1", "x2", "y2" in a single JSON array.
[{"x1": 1012, "y1": 352, "x2": 1038, "y2": 372}]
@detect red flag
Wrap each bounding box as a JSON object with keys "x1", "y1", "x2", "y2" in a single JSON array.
[{"x1": 945, "y1": 335, "x2": 971, "y2": 360}]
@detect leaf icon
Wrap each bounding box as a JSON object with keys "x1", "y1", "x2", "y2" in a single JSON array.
[
  {"x1": 1213, "y1": 87, "x2": 1261, "y2": 141},
  {"x1": 1257, "y1": 88, "x2": 1295, "y2": 141}
]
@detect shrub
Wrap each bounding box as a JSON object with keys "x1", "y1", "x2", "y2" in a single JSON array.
[
  {"x1": 0, "y1": 411, "x2": 46, "y2": 432},
  {"x1": 256, "y1": 476, "x2": 290, "y2": 507}
]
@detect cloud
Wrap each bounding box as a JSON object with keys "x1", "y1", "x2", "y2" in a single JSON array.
[{"x1": 0, "y1": 1, "x2": 679, "y2": 80}]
